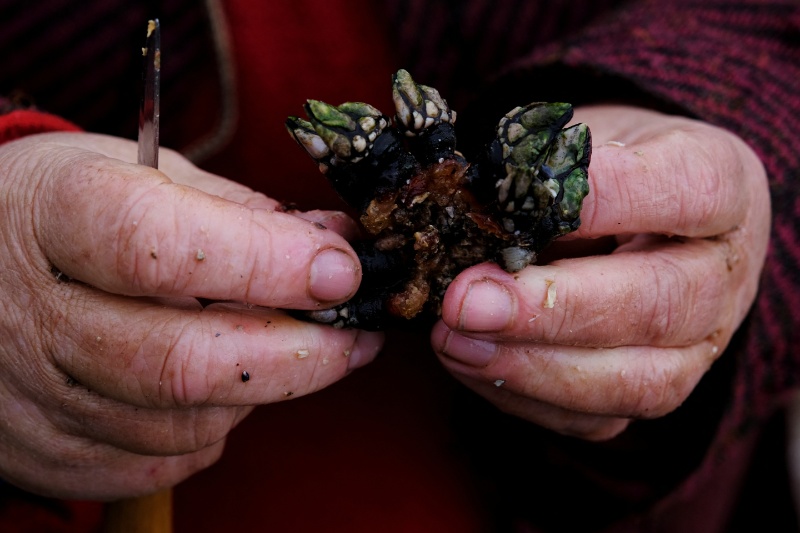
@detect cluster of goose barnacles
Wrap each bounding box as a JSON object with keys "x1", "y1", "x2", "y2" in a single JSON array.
[{"x1": 286, "y1": 69, "x2": 591, "y2": 330}]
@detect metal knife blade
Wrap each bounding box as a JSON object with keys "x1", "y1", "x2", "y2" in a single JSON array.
[{"x1": 138, "y1": 19, "x2": 161, "y2": 168}]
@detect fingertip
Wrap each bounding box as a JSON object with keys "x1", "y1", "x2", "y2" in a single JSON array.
[
  {"x1": 308, "y1": 247, "x2": 361, "y2": 302},
  {"x1": 436, "y1": 329, "x2": 498, "y2": 369},
  {"x1": 347, "y1": 330, "x2": 384, "y2": 370},
  {"x1": 441, "y1": 263, "x2": 515, "y2": 330},
  {"x1": 430, "y1": 320, "x2": 451, "y2": 353},
  {"x1": 456, "y1": 278, "x2": 515, "y2": 332}
]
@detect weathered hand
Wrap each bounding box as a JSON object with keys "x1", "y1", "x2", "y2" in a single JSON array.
[
  {"x1": 433, "y1": 105, "x2": 770, "y2": 440},
  {"x1": 0, "y1": 132, "x2": 382, "y2": 499}
]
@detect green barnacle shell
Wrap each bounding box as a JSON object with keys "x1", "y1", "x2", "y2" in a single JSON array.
[
  {"x1": 545, "y1": 124, "x2": 591, "y2": 229},
  {"x1": 393, "y1": 69, "x2": 424, "y2": 108},
  {"x1": 558, "y1": 167, "x2": 590, "y2": 221},
  {"x1": 303, "y1": 100, "x2": 387, "y2": 161},
  {"x1": 509, "y1": 131, "x2": 552, "y2": 168},
  {"x1": 544, "y1": 123, "x2": 591, "y2": 177},
  {"x1": 306, "y1": 99, "x2": 356, "y2": 130},
  {"x1": 543, "y1": 123, "x2": 591, "y2": 222},
  {"x1": 530, "y1": 179, "x2": 557, "y2": 213},
  {"x1": 392, "y1": 68, "x2": 454, "y2": 134},
  {"x1": 519, "y1": 102, "x2": 572, "y2": 133},
  {"x1": 499, "y1": 102, "x2": 574, "y2": 170},
  {"x1": 493, "y1": 102, "x2": 590, "y2": 248},
  {"x1": 304, "y1": 100, "x2": 354, "y2": 159},
  {"x1": 419, "y1": 84, "x2": 448, "y2": 116},
  {"x1": 338, "y1": 101, "x2": 384, "y2": 122},
  {"x1": 285, "y1": 116, "x2": 331, "y2": 161}
]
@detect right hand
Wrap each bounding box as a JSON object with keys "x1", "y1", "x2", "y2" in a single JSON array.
[
  {"x1": 0, "y1": 132, "x2": 383, "y2": 500},
  {"x1": 432, "y1": 106, "x2": 770, "y2": 441}
]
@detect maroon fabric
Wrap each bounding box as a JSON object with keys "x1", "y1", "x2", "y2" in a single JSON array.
[
  {"x1": 511, "y1": 0, "x2": 800, "y2": 406},
  {"x1": 0, "y1": 485, "x2": 102, "y2": 533},
  {"x1": 0, "y1": 0, "x2": 222, "y2": 152},
  {"x1": 383, "y1": 0, "x2": 800, "y2": 529},
  {"x1": 504, "y1": 3, "x2": 800, "y2": 529},
  {"x1": 1, "y1": 0, "x2": 799, "y2": 532}
]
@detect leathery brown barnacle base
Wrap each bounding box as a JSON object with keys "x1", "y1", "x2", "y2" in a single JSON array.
[{"x1": 285, "y1": 69, "x2": 591, "y2": 330}]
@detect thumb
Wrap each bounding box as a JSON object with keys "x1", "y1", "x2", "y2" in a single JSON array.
[{"x1": 18, "y1": 135, "x2": 361, "y2": 308}]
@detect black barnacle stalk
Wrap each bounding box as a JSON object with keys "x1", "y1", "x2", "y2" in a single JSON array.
[{"x1": 286, "y1": 69, "x2": 591, "y2": 330}]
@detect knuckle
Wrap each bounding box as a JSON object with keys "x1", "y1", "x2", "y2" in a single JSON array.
[
  {"x1": 644, "y1": 247, "x2": 730, "y2": 345},
  {"x1": 167, "y1": 408, "x2": 238, "y2": 454},
  {"x1": 239, "y1": 222, "x2": 270, "y2": 303},
  {"x1": 589, "y1": 153, "x2": 632, "y2": 229},
  {"x1": 112, "y1": 186, "x2": 188, "y2": 294},
  {"x1": 617, "y1": 354, "x2": 691, "y2": 418},
  {"x1": 182, "y1": 439, "x2": 226, "y2": 475},
  {"x1": 640, "y1": 256, "x2": 694, "y2": 343},
  {"x1": 643, "y1": 259, "x2": 680, "y2": 339},
  {"x1": 672, "y1": 128, "x2": 744, "y2": 235},
  {"x1": 138, "y1": 315, "x2": 214, "y2": 408}
]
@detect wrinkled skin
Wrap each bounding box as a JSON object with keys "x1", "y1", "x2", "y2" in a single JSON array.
[
  {"x1": 433, "y1": 105, "x2": 771, "y2": 441},
  {"x1": 0, "y1": 103, "x2": 770, "y2": 501},
  {"x1": 0, "y1": 132, "x2": 383, "y2": 499}
]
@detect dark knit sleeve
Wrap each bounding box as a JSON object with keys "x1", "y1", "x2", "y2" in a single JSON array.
[
  {"x1": 502, "y1": 0, "x2": 800, "y2": 422},
  {"x1": 456, "y1": 4, "x2": 800, "y2": 529},
  {"x1": 510, "y1": 0, "x2": 800, "y2": 181}
]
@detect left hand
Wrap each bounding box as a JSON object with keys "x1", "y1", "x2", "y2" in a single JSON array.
[
  {"x1": 0, "y1": 132, "x2": 380, "y2": 499},
  {"x1": 431, "y1": 105, "x2": 771, "y2": 441}
]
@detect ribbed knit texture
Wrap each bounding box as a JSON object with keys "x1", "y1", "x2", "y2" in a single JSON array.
[
  {"x1": 385, "y1": 1, "x2": 800, "y2": 530},
  {"x1": 0, "y1": 0, "x2": 219, "y2": 149},
  {"x1": 512, "y1": 0, "x2": 800, "y2": 475}
]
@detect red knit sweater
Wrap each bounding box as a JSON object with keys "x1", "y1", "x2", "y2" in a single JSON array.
[{"x1": 1, "y1": 0, "x2": 798, "y2": 531}]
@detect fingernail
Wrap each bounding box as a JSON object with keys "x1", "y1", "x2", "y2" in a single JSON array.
[
  {"x1": 309, "y1": 248, "x2": 359, "y2": 301},
  {"x1": 458, "y1": 279, "x2": 514, "y2": 331},
  {"x1": 442, "y1": 331, "x2": 497, "y2": 367},
  {"x1": 347, "y1": 331, "x2": 383, "y2": 370}
]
